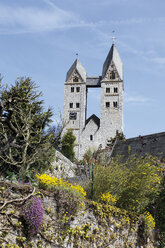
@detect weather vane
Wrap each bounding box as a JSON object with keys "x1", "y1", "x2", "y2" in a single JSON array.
[
  {"x1": 112, "y1": 30, "x2": 116, "y2": 44},
  {"x1": 76, "y1": 53, "x2": 78, "y2": 58}
]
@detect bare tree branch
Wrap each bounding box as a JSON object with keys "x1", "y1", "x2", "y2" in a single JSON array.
[{"x1": 0, "y1": 186, "x2": 36, "y2": 210}]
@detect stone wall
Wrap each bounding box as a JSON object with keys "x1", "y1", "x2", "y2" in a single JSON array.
[
  {"x1": 100, "y1": 80, "x2": 123, "y2": 148},
  {"x1": 48, "y1": 150, "x2": 77, "y2": 179},
  {"x1": 0, "y1": 181, "x2": 155, "y2": 248}
]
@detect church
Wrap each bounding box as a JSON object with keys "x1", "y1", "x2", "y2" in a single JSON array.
[{"x1": 63, "y1": 42, "x2": 124, "y2": 160}]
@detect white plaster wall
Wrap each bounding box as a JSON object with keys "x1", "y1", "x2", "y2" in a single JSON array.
[{"x1": 79, "y1": 120, "x2": 101, "y2": 160}]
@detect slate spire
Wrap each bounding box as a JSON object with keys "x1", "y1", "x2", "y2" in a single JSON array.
[
  {"x1": 102, "y1": 44, "x2": 123, "y2": 80},
  {"x1": 66, "y1": 58, "x2": 86, "y2": 82}
]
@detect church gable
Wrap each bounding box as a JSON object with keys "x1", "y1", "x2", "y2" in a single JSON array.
[
  {"x1": 86, "y1": 119, "x2": 98, "y2": 129},
  {"x1": 66, "y1": 59, "x2": 86, "y2": 83},
  {"x1": 67, "y1": 69, "x2": 84, "y2": 83},
  {"x1": 102, "y1": 61, "x2": 121, "y2": 81},
  {"x1": 81, "y1": 115, "x2": 100, "y2": 143},
  {"x1": 102, "y1": 44, "x2": 123, "y2": 81},
  {"x1": 85, "y1": 114, "x2": 100, "y2": 128}
]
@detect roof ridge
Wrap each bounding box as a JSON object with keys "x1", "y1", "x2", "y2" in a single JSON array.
[{"x1": 85, "y1": 114, "x2": 100, "y2": 127}]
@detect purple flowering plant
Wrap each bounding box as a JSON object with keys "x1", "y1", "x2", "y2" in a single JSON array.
[{"x1": 22, "y1": 196, "x2": 43, "y2": 236}]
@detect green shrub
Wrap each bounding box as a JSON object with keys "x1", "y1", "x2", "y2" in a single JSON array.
[
  {"x1": 61, "y1": 129, "x2": 76, "y2": 162},
  {"x1": 93, "y1": 155, "x2": 162, "y2": 213}
]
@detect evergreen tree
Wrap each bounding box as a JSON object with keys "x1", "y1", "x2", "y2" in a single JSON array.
[
  {"x1": 0, "y1": 77, "x2": 55, "y2": 181},
  {"x1": 61, "y1": 129, "x2": 76, "y2": 162}
]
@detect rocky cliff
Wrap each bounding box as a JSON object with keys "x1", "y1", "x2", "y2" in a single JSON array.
[{"x1": 0, "y1": 181, "x2": 155, "y2": 248}]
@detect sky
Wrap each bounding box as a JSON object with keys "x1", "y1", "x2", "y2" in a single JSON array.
[{"x1": 0, "y1": 0, "x2": 165, "y2": 139}]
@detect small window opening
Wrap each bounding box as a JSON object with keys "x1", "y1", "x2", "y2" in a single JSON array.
[
  {"x1": 114, "y1": 87, "x2": 118, "y2": 93},
  {"x1": 76, "y1": 103, "x2": 80, "y2": 108},
  {"x1": 106, "y1": 102, "x2": 110, "y2": 108},
  {"x1": 69, "y1": 103, "x2": 73, "y2": 108},
  {"x1": 106, "y1": 87, "x2": 110, "y2": 93},
  {"x1": 90, "y1": 135, "x2": 93, "y2": 141},
  {"x1": 71, "y1": 87, "x2": 74, "y2": 92},
  {"x1": 110, "y1": 71, "x2": 115, "y2": 80},
  {"x1": 76, "y1": 87, "x2": 80, "y2": 92},
  {"x1": 73, "y1": 76, "x2": 79, "y2": 82},
  {"x1": 113, "y1": 101, "x2": 118, "y2": 108}
]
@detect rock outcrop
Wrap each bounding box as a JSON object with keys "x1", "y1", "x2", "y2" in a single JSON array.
[{"x1": 0, "y1": 181, "x2": 155, "y2": 248}]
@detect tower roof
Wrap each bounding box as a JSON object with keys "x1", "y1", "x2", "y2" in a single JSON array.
[
  {"x1": 102, "y1": 44, "x2": 123, "y2": 80},
  {"x1": 66, "y1": 59, "x2": 86, "y2": 82}
]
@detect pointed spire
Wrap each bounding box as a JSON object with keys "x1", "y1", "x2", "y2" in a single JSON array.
[
  {"x1": 102, "y1": 44, "x2": 123, "y2": 80},
  {"x1": 112, "y1": 30, "x2": 116, "y2": 45},
  {"x1": 66, "y1": 58, "x2": 86, "y2": 82}
]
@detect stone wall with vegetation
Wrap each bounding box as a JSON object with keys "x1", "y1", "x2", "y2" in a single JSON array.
[
  {"x1": 0, "y1": 180, "x2": 155, "y2": 248},
  {"x1": 49, "y1": 150, "x2": 77, "y2": 179}
]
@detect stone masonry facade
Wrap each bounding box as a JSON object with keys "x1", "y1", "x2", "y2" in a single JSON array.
[{"x1": 63, "y1": 43, "x2": 124, "y2": 160}]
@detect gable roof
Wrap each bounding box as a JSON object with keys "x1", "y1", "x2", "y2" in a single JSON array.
[
  {"x1": 102, "y1": 44, "x2": 123, "y2": 80},
  {"x1": 85, "y1": 114, "x2": 100, "y2": 127},
  {"x1": 66, "y1": 59, "x2": 86, "y2": 82}
]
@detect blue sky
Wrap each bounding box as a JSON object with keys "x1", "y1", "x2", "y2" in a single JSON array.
[{"x1": 0, "y1": 0, "x2": 165, "y2": 138}]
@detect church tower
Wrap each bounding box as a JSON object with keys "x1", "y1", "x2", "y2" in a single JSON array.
[
  {"x1": 63, "y1": 59, "x2": 87, "y2": 158},
  {"x1": 100, "y1": 44, "x2": 123, "y2": 147},
  {"x1": 63, "y1": 42, "x2": 124, "y2": 160}
]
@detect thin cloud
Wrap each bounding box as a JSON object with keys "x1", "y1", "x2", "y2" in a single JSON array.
[
  {"x1": 94, "y1": 0, "x2": 134, "y2": 6},
  {"x1": 0, "y1": 2, "x2": 93, "y2": 34},
  {"x1": 109, "y1": 16, "x2": 165, "y2": 26},
  {"x1": 125, "y1": 93, "x2": 152, "y2": 104},
  {"x1": 150, "y1": 57, "x2": 165, "y2": 65},
  {"x1": 109, "y1": 18, "x2": 150, "y2": 25}
]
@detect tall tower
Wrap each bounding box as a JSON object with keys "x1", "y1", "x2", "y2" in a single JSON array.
[
  {"x1": 63, "y1": 59, "x2": 87, "y2": 158},
  {"x1": 100, "y1": 44, "x2": 123, "y2": 147},
  {"x1": 63, "y1": 43, "x2": 124, "y2": 160}
]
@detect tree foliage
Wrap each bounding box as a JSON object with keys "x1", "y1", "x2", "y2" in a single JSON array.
[
  {"x1": 149, "y1": 169, "x2": 165, "y2": 247},
  {"x1": 61, "y1": 129, "x2": 76, "y2": 162},
  {"x1": 47, "y1": 117, "x2": 64, "y2": 150},
  {"x1": 0, "y1": 77, "x2": 55, "y2": 181},
  {"x1": 107, "y1": 130, "x2": 126, "y2": 147}
]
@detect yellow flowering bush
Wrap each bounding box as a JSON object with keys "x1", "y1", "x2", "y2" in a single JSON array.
[
  {"x1": 144, "y1": 211, "x2": 155, "y2": 230},
  {"x1": 36, "y1": 174, "x2": 86, "y2": 221},
  {"x1": 93, "y1": 155, "x2": 163, "y2": 213},
  {"x1": 100, "y1": 192, "x2": 117, "y2": 205},
  {"x1": 36, "y1": 174, "x2": 86, "y2": 197}
]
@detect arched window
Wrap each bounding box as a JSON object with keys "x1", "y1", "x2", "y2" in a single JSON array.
[
  {"x1": 69, "y1": 103, "x2": 73, "y2": 108},
  {"x1": 73, "y1": 76, "x2": 79, "y2": 82},
  {"x1": 76, "y1": 103, "x2": 80, "y2": 108},
  {"x1": 114, "y1": 87, "x2": 118, "y2": 93},
  {"x1": 110, "y1": 71, "x2": 115, "y2": 80},
  {"x1": 113, "y1": 101, "x2": 118, "y2": 108},
  {"x1": 106, "y1": 87, "x2": 110, "y2": 93},
  {"x1": 106, "y1": 102, "x2": 110, "y2": 108},
  {"x1": 71, "y1": 87, "x2": 74, "y2": 92}
]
